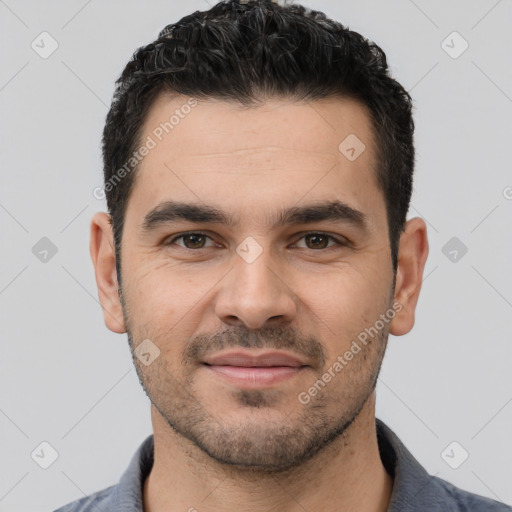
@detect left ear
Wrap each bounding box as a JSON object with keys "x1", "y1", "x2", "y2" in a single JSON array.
[{"x1": 389, "y1": 217, "x2": 429, "y2": 336}]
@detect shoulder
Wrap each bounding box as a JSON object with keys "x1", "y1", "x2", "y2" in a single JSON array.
[
  {"x1": 53, "y1": 433, "x2": 153, "y2": 511},
  {"x1": 52, "y1": 485, "x2": 115, "y2": 512},
  {"x1": 429, "y1": 474, "x2": 512, "y2": 511},
  {"x1": 376, "y1": 419, "x2": 511, "y2": 511}
]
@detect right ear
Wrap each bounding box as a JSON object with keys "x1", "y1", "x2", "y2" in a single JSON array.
[{"x1": 89, "y1": 212, "x2": 126, "y2": 334}]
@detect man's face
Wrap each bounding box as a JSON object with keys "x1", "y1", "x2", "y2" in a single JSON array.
[{"x1": 117, "y1": 94, "x2": 396, "y2": 471}]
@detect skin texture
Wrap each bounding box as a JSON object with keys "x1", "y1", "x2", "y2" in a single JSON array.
[{"x1": 90, "y1": 93, "x2": 429, "y2": 512}]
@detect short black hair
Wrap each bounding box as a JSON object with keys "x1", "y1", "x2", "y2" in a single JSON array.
[{"x1": 102, "y1": 0, "x2": 415, "y2": 284}]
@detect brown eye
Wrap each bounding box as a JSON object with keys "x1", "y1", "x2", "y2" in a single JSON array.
[
  {"x1": 167, "y1": 232, "x2": 215, "y2": 249},
  {"x1": 304, "y1": 233, "x2": 330, "y2": 249},
  {"x1": 181, "y1": 234, "x2": 207, "y2": 249},
  {"x1": 295, "y1": 233, "x2": 341, "y2": 250}
]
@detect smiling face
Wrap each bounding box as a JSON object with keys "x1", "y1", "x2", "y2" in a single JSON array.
[{"x1": 91, "y1": 92, "x2": 426, "y2": 472}]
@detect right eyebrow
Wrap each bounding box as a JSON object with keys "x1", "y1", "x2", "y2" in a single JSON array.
[{"x1": 141, "y1": 201, "x2": 235, "y2": 233}]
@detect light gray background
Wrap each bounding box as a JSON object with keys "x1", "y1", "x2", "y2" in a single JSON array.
[{"x1": 1, "y1": 0, "x2": 511, "y2": 510}]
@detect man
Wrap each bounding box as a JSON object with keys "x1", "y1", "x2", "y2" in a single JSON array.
[{"x1": 54, "y1": 0, "x2": 511, "y2": 510}]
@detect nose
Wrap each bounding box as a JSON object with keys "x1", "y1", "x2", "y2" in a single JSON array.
[{"x1": 214, "y1": 247, "x2": 297, "y2": 330}]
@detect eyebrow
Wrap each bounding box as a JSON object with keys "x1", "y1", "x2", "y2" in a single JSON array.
[{"x1": 140, "y1": 200, "x2": 369, "y2": 233}]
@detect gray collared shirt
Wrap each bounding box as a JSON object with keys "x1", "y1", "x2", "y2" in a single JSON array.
[{"x1": 53, "y1": 419, "x2": 511, "y2": 511}]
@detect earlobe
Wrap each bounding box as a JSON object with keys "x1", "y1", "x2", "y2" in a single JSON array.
[
  {"x1": 89, "y1": 212, "x2": 126, "y2": 334},
  {"x1": 389, "y1": 217, "x2": 429, "y2": 336}
]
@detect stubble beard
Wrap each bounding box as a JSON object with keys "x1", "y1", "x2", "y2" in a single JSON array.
[
  {"x1": 129, "y1": 337, "x2": 388, "y2": 474},
  {"x1": 120, "y1": 286, "x2": 390, "y2": 474}
]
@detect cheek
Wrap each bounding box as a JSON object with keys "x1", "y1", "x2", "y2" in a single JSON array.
[
  {"x1": 124, "y1": 254, "x2": 191, "y2": 306},
  {"x1": 122, "y1": 258, "x2": 215, "y2": 343},
  {"x1": 307, "y1": 264, "x2": 385, "y2": 313},
  {"x1": 299, "y1": 266, "x2": 390, "y2": 357}
]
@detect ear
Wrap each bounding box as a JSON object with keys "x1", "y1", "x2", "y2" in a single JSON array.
[
  {"x1": 89, "y1": 212, "x2": 126, "y2": 334},
  {"x1": 389, "y1": 217, "x2": 429, "y2": 336}
]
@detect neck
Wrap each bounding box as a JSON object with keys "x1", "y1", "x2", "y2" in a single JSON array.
[{"x1": 143, "y1": 393, "x2": 393, "y2": 512}]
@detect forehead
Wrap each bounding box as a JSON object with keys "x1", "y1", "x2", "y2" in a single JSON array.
[
  {"x1": 140, "y1": 92, "x2": 376, "y2": 162},
  {"x1": 127, "y1": 93, "x2": 384, "y2": 228}
]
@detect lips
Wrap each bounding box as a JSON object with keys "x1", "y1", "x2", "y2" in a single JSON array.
[
  {"x1": 202, "y1": 350, "x2": 309, "y2": 388},
  {"x1": 203, "y1": 350, "x2": 307, "y2": 368}
]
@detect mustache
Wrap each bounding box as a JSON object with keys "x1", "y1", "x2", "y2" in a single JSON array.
[{"x1": 182, "y1": 325, "x2": 326, "y2": 369}]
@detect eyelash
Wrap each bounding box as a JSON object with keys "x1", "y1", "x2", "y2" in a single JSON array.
[{"x1": 164, "y1": 231, "x2": 347, "y2": 251}]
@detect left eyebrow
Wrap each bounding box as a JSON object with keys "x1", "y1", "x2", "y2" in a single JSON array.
[
  {"x1": 140, "y1": 199, "x2": 369, "y2": 233},
  {"x1": 275, "y1": 201, "x2": 368, "y2": 231}
]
